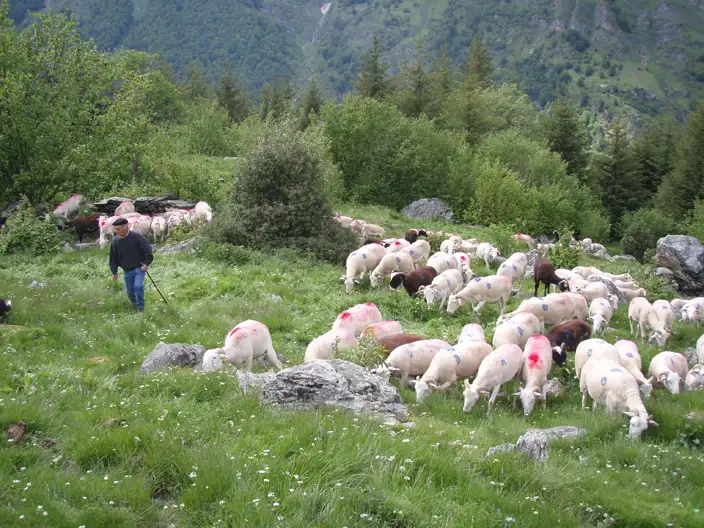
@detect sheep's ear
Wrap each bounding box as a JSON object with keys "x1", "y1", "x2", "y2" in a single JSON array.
[
  {"x1": 622, "y1": 411, "x2": 635, "y2": 417},
  {"x1": 479, "y1": 390, "x2": 490, "y2": 396},
  {"x1": 534, "y1": 391, "x2": 544, "y2": 398},
  {"x1": 464, "y1": 379, "x2": 471, "y2": 389},
  {"x1": 511, "y1": 391, "x2": 521, "y2": 396},
  {"x1": 648, "y1": 419, "x2": 659, "y2": 427},
  {"x1": 428, "y1": 381, "x2": 437, "y2": 389}
]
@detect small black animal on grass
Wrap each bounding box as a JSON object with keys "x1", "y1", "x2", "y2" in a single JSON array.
[{"x1": 0, "y1": 298, "x2": 12, "y2": 322}]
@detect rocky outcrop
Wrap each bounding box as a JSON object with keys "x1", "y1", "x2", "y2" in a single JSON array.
[
  {"x1": 401, "y1": 198, "x2": 453, "y2": 221},
  {"x1": 655, "y1": 235, "x2": 704, "y2": 295},
  {"x1": 486, "y1": 426, "x2": 587, "y2": 461},
  {"x1": 156, "y1": 237, "x2": 203, "y2": 255},
  {"x1": 141, "y1": 342, "x2": 206, "y2": 373}
]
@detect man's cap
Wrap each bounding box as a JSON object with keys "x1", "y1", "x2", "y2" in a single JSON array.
[{"x1": 113, "y1": 218, "x2": 128, "y2": 226}]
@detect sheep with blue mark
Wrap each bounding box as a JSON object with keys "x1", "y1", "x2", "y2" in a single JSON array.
[
  {"x1": 304, "y1": 327, "x2": 358, "y2": 362},
  {"x1": 492, "y1": 312, "x2": 541, "y2": 349},
  {"x1": 614, "y1": 339, "x2": 654, "y2": 399},
  {"x1": 647, "y1": 351, "x2": 688, "y2": 395},
  {"x1": 341, "y1": 243, "x2": 388, "y2": 294},
  {"x1": 462, "y1": 344, "x2": 524, "y2": 414},
  {"x1": 422, "y1": 269, "x2": 464, "y2": 310},
  {"x1": 371, "y1": 339, "x2": 452, "y2": 387},
  {"x1": 370, "y1": 251, "x2": 415, "y2": 288},
  {"x1": 574, "y1": 338, "x2": 622, "y2": 379},
  {"x1": 446, "y1": 274, "x2": 512, "y2": 315},
  {"x1": 401, "y1": 239, "x2": 431, "y2": 268},
  {"x1": 497, "y1": 252, "x2": 528, "y2": 293}
]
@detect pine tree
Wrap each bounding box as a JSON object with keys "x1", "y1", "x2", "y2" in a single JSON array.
[
  {"x1": 185, "y1": 59, "x2": 209, "y2": 103},
  {"x1": 300, "y1": 76, "x2": 323, "y2": 129},
  {"x1": 216, "y1": 64, "x2": 249, "y2": 123},
  {"x1": 464, "y1": 35, "x2": 493, "y2": 91},
  {"x1": 354, "y1": 35, "x2": 389, "y2": 100},
  {"x1": 432, "y1": 44, "x2": 454, "y2": 96},
  {"x1": 633, "y1": 116, "x2": 678, "y2": 203},
  {"x1": 397, "y1": 40, "x2": 432, "y2": 118},
  {"x1": 592, "y1": 119, "x2": 642, "y2": 232},
  {"x1": 542, "y1": 98, "x2": 589, "y2": 181},
  {"x1": 260, "y1": 78, "x2": 295, "y2": 120}
]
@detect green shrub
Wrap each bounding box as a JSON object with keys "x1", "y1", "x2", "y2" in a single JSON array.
[
  {"x1": 619, "y1": 208, "x2": 677, "y2": 261},
  {"x1": 195, "y1": 241, "x2": 252, "y2": 266},
  {"x1": 679, "y1": 199, "x2": 704, "y2": 242},
  {"x1": 0, "y1": 201, "x2": 60, "y2": 256},
  {"x1": 547, "y1": 227, "x2": 581, "y2": 269},
  {"x1": 466, "y1": 160, "x2": 527, "y2": 226},
  {"x1": 629, "y1": 263, "x2": 676, "y2": 301},
  {"x1": 483, "y1": 223, "x2": 523, "y2": 259}
]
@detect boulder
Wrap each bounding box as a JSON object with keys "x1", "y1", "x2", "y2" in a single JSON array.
[
  {"x1": 91, "y1": 194, "x2": 198, "y2": 216},
  {"x1": 235, "y1": 371, "x2": 277, "y2": 394},
  {"x1": 401, "y1": 198, "x2": 453, "y2": 221},
  {"x1": 156, "y1": 237, "x2": 203, "y2": 256},
  {"x1": 486, "y1": 426, "x2": 587, "y2": 461},
  {"x1": 655, "y1": 235, "x2": 704, "y2": 295},
  {"x1": 655, "y1": 267, "x2": 675, "y2": 281},
  {"x1": 141, "y1": 342, "x2": 206, "y2": 373},
  {"x1": 260, "y1": 360, "x2": 409, "y2": 424},
  {"x1": 612, "y1": 254, "x2": 636, "y2": 262},
  {"x1": 542, "y1": 378, "x2": 565, "y2": 398}
]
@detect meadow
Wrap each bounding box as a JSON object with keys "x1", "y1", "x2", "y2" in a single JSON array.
[{"x1": 0, "y1": 205, "x2": 703, "y2": 527}]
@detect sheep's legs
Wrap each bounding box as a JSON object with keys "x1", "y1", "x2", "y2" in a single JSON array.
[
  {"x1": 629, "y1": 319, "x2": 634, "y2": 336},
  {"x1": 581, "y1": 390, "x2": 589, "y2": 409},
  {"x1": 487, "y1": 384, "x2": 501, "y2": 414},
  {"x1": 534, "y1": 280, "x2": 540, "y2": 297},
  {"x1": 266, "y1": 349, "x2": 284, "y2": 371},
  {"x1": 473, "y1": 300, "x2": 486, "y2": 313}
]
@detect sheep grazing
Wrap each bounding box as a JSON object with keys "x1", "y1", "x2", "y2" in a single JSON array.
[
  {"x1": 404, "y1": 228, "x2": 428, "y2": 243},
  {"x1": 304, "y1": 327, "x2": 358, "y2": 362},
  {"x1": 360, "y1": 321, "x2": 404, "y2": 343},
  {"x1": 426, "y1": 252, "x2": 461, "y2": 275},
  {"x1": 377, "y1": 333, "x2": 427, "y2": 353},
  {"x1": 386, "y1": 239, "x2": 411, "y2": 253},
  {"x1": 151, "y1": 216, "x2": 167, "y2": 243},
  {"x1": 453, "y1": 252, "x2": 473, "y2": 280},
  {"x1": 492, "y1": 312, "x2": 542, "y2": 349},
  {"x1": 575, "y1": 281, "x2": 609, "y2": 302},
  {"x1": 497, "y1": 294, "x2": 573, "y2": 333},
  {"x1": 332, "y1": 302, "x2": 383, "y2": 337},
  {"x1": 458, "y1": 323, "x2": 486, "y2": 344},
  {"x1": 415, "y1": 341, "x2": 493, "y2": 403},
  {"x1": 68, "y1": 212, "x2": 101, "y2": 243},
  {"x1": 579, "y1": 359, "x2": 657, "y2": 439},
  {"x1": 370, "y1": 251, "x2": 415, "y2": 288},
  {"x1": 114, "y1": 200, "x2": 135, "y2": 216},
  {"x1": 588, "y1": 297, "x2": 614, "y2": 334},
  {"x1": 670, "y1": 298, "x2": 687, "y2": 317},
  {"x1": 546, "y1": 319, "x2": 592, "y2": 366},
  {"x1": 194, "y1": 201, "x2": 213, "y2": 223},
  {"x1": 402, "y1": 240, "x2": 431, "y2": 268},
  {"x1": 362, "y1": 223, "x2": 385, "y2": 238},
  {"x1": 389, "y1": 266, "x2": 437, "y2": 297},
  {"x1": 334, "y1": 213, "x2": 355, "y2": 229},
  {"x1": 533, "y1": 258, "x2": 569, "y2": 297},
  {"x1": 614, "y1": 340, "x2": 654, "y2": 400},
  {"x1": 440, "y1": 235, "x2": 463, "y2": 254},
  {"x1": 647, "y1": 300, "x2": 675, "y2": 347},
  {"x1": 514, "y1": 335, "x2": 553, "y2": 416},
  {"x1": 511, "y1": 233, "x2": 535, "y2": 249},
  {"x1": 341, "y1": 243, "x2": 388, "y2": 294},
  {"x1": 52, "y1": 193, "x2": 88, "y2": 221},
  {"x1": 422, "y1": 269, "x2": 464, "y2": 309},
  {"x1": 628, "y1": 297, "x2": 652, "y2": 341},
  {"x1": 462, "y1": 344, "x2": 524, "y2": 414},
  {"x1": 698, "y1": 333, "x2": 704, "y2": 364},
  {"x1": 574, "y1": 338, "x2": 622, "y2": 379},
  {"x1": 446, "y1": 274, "x2": 512, "y2": 315},
  {"x1": 202, "y1": 349, "x2": 226, "y2": 372},
  {"x1": 564, "y1": 292, "x2": 589, "y2": 320},
  {"x1": 497, "y1": 252, "x2": 528, "y2": 293},
  {"x1": 0, "y1": 298, "x2": 11, "y2": 322},
  {"x1": 647, "y1": 351, "x2": 688, "y2": 395},
  {"x1": 349, "y1": 219, "x2": 367, "y2": 235},
  {"x1": 680, "y1": 297, "x2": 704, "y2": 327},
  {"x1": 685, "y1": 365, "x2": 704, "y2": 390},
  {"x1": 209, "y1": 320, "x2": 283, "y2": 372},
  {"x1": 373, "y1": 339, "x2": 452, "y2": 387},
  {"x1": 476, "y1": 242, "x2": 501, "y2": 268}
]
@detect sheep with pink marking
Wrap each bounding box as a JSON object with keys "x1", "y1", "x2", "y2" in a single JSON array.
[
  {"x1": 514, "y1": 335, "x2": 553, "y2": 416},
  {"x1": 332, "y1": 302, "x2": 383, "y2": 337},
  {"x1": 204, "y1": 320, "x2": 283, "y2": 372}
]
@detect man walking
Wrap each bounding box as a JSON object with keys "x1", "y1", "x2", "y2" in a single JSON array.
[{"x1": 109, "y1": 218, "x2": 154, "y2": 312}]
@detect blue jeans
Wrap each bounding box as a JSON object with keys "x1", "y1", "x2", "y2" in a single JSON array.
[{"x1": 123, "y1": 268, "x2": 145, "y2": 309}]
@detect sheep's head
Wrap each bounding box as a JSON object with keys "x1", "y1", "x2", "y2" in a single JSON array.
[
  {"x1": 590, "y1": 314, "x2": 604, "y2": 334},
  {"x1": 369, "y1": 271, "x2": 383, "y2": 288},
  {"x1": 552, "y1": 344, "x2": 567, "y2": 366},
  {"x1": 685, "y1": 366, "x2": 704, "y2": 390},
  {"x1": 202, "y1": 348, "x2": 226, "y2": 372},
  {"x1": 624, "y1": 411, "x2": 657, "y2": 439},
  {"x1": 446, "y1": 295, "x2": 463, "y2": 315},
  {"x1": 608, "y1": 295, "x2": 619, "y2": 310},
  {"x1": 389, "y1": 272, "x2": 405, "y2": 290},
  {"x1": 423, "y1": 286, "x2": 437, "y2": 305},
  {"x1": 370, "y1": 364, "x2": 391, "y2": 379},
  {"x1": 640, "y1": 377, "x2": 654, "y2": 400},
  {"x1": 415, "y1": 380, "x2": 435, "y2": 403},
  {"x1": 557, "y1": 280, "x2": 569, "y2": 292},
  {"x1": 462, "y1": 380, "x2": 482, "y2": 413},
  {"x1": 514, "y1": 388, "x2": 542, "y2": 416},
  {"x1": 344, "y1": 278, "x2": 355, "y2": 294},
  {"x1": 659, "y1": 372, "x2": 682, "y2": 395},
  {"x1": 648, "y1": 328, "x2": 669, "y2": 347}
]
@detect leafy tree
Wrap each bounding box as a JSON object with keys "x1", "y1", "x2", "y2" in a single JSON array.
[
  {"x1": 260, "y1": 78, "x2": 295, "y2": 120},
  {"x1": 619, "y1": 208, "x2": 677, "y2": 261},
  {"x1": 217, "y1": 64, "x2": 249, "y2": 123},
  {"x1": 466, "y1": 160, "x2": 526, "y2": 226},
  {"x1": 300, "y1": 76, "x2": 323, "y2": 129},
  {"x1": 185, "y1": 59, "x2": 209, "y2": 103},
  {"x1": 464, "y1": 34, "x2": 493, "y2": 90},
  {"x1": 353, "y1": 35, "x2": 389, "y2": 100},
  {"x1": 679, "y1": 199, "x2": 704, "y2": 242},
  {"x1": 541, "y1": 98, "x2": 589, "y2": 181}
]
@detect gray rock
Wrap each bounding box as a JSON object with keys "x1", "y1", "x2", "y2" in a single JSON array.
[
  {"x1": 612, "y1": 254, "x2": 636, "y2": 262},
  {"x1": 141, "y1": 342, "x2": 206, "y2": 373},
  {"x1": 74, "y1": 241, "x2": 100, "y2": 250},
  {"x1": 655, "y1": 235, "x2": 704, "y2": 295},
  {"x1": 401, "y1": 198, "x2": 453, "y2": 221},
  {"x1": 655, "y1": 267, "x2": 674, "y2": 281},
  {"x1": 684, "y1": 347, "x2": 700, "y2": 367},
  {"x1": 236, "y1": 371, "x2": 277, "y2": 394},
  {"x1": 260, "y1": 360, "x2": 409, "y2": 424},
  {"x1": 156, "y1": 237, "x2": 203, "y2": 256},
  {"x1": 542, "y1": 378, "x2": 565, "y2": 398},
  {"x1": 28, "y1": 281, "x2": 45, "y2": 288},
  {"x1": 486, "y1": 426, "x2": 587, "y2": 461}
]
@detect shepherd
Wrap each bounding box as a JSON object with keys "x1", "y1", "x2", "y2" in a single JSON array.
[{"x1": 109, "y1": 218, "x2": 154, "y2": 313}]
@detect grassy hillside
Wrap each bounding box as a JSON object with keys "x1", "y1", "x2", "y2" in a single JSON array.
[
  {"x1": 1, "y1": 205, "x2": 703, "y2": 527},
  {"x1": 7, "y1": 0, "x2": 704, "y2": 120}
]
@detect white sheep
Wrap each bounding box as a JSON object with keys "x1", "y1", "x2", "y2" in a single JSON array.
[
  {"x1": 511, "y1": 233, "x2": 535, "y2": 249},
  {"x1": 680, "y1": 297, "x2": 704, "y2": 327},
  {"x1": 579, "y1": 359, "x2": 658, "y2": 439},
  {"x1": 426, "y1": 252, "x2": 461, "y2": 275},
  {"x1": 453, "y1": 252, "x2": 474, "y2": 280},
  {"x1": 564, "y1": 292, "x2": 589, "y2": 320},
  {"x1": 580, "y1": 238, "x2": 593, "y2": 253},
  {"x1": 555, "y1": 268, "x2": 578, "y2": 281},
  {"x1": 447, "y1": 274, "x2": 512, "y2": 315},
  {"x1": 304, "y1": 327, "x2": 358, "y2": 362},
  {"x1": 422, "y1": 269, "x2": 464, "y2": 309},
  {"x1": 360, "y1": 320, "x2": 404, "y2": 343},
  {"x1": 130, "y1": 214, "x2": 152, "y2": 238},
  {"x1": 670, "y1": 298, "x2": 687, "y2": 317},
  {"x1": 458, "y1": 323, "x2": 486, "y2": 344},
  {"x1": 440, "y1": 235, "x2": 463, "y2": 254},
  {"x1": 114, "y1": 200, "x2": 135, "y2": 216},
  {"x1": 210, "y1": 320, "x2": 283, "y2": 372},
  {"x1": 194, "y1": 201, "x2": 213, "y2": 223},
  {"x1": 362, "y1": 223, "x2": 385, "y2": 238},
  {"x1": 574, "y1": 338, "x2": 622, "y2": 379},
  {"x1": 462, "y1": 344, "x2": 524, "y2": 414},
  {"x1": 349, "y1": 219, "x2": 367, "y2": 235},
  {"x1": 332, "y1": 302, "x2": 383, "y2": 337},
  {"x1": 575, "y1": 281, "x2": 609, "y2": 302},
  {"x1": 374, "y1": 339, "x2": 452, "y2": 387},
  {"x1": 401, "y1": 239, "x2": 431, "y2": 267},
  {"x1": 698, "y1": 333, "x2": 704, "y2": 364},
  {"x1": 151, "y1": 216, "x2": 167, "y2": 243},
  {"x1": 341, "y1": 243, "x2": 388, "y2": 294},
  {"x1": 415, "y1": 341, "x2": 493, "y2": 403},
  {"x1": 334, "y1": 213, "x2": 355, "y2": 228},
  {"x1": 202, "y1": 349, "x2": 226, "y2": 372},
  {"x1": 648, "y1": 351, "x2": 688, "y2": 395},
  {"x1": 476, "y1": 242, "x2": 500, "y2": 268},
  {"x1": 588, "y1": 297, "x2": 613, "y2": 334},
  {"x1": 386, "y1": 239, "x2": 411, "y2": 253},
  {"x1": 497, "y1": 252, "x2": 528, "y2": 293},
  {"x1": 646, "y1": 300, "x2": 675, "y2": 347},
  {"x1": 497, "y1": 293, "x2": 574, "y2": 332},
  {"x1": 628, "y1": 297, "x2": 652, "y2": 341},
  {"x1": 685, "y1": 365, "x2": 704, "y2": 390},
  {"x1": 514, "y1": 335, "x2": 553, "y2": 416},
  {"x1": 492, "y1": 312, "x2": 541, "y2": 349},
  {"x1": 612, "y1": 278, "x2": 637, "y2": 290},
  {"x1": 619, "y1": 286, "x2": 647, "y2": 302},
  {"x1": 613, "y1": 339, "x2": 654, "y2": 400},
  {"x1": 572, "y1": 266, "x2": 602, "y2": 279},
  {"x1": 370, "y1": 251, "x2": 415, "y2": 288}
]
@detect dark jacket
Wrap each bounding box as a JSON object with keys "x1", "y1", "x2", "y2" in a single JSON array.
[{"x1": 109, "y1": 231, "x2": 154, "y2": 275}]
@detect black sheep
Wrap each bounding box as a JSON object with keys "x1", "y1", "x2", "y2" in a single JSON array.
[
  {"x1": 546, "y1": 319, "x2": 591, "y2": 366},
  {"x1": 389, "y1": 266, "x2": 438, "y2": 297},
  {"x1": 534, "y1": 258, "x2": 569, "y2": 297},
  {"x1": 0, "y1": 298, "x2": 11, "y2": 322}
]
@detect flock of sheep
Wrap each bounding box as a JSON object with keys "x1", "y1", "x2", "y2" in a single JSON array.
[{"x1": 197, "y1": 215, "x2": 704, "y2": 440}]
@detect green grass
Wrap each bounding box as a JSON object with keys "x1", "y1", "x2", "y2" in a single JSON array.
[{"x1": 1, "y1": 207, "x2": 703, "y2": 527}]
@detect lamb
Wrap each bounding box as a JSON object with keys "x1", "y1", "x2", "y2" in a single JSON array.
[
  {"x1": 446, "y1": 274, "x2": 513, "y2": 315},
  {"x1": 619, "y1": 286, "x2": 647, "y2": 302},
  {"x1": 341, "y1": 243, "x2": 388, "y2": 294},
  {"x1": 360, "y1": 320, "x2": 404, "y2": 343},
  {"x1": 698, "y1": 333, "x2": 704, "y2": 364},
  {"x1": 458, "y1": 323, "x2": 486, "y2": 344},
  {"x1": 628, "y1": 297, "x2": 653, "y2": 341},
  {"x1": 613, "y1": 340, "x2": 654, "y2": 400},
  {"x1": 497, "y1": 252, "x2": 528, "y2": 293},
  {"x1": 574, "y1": 338, "x2": 622, "y2": 379},
  {"x1": 334, "y1": 213, "x2": 355, "y2": 229},
  {"x1": 194, "y1": 201, "x2": 213, "y2": 223},
  {"x1": 575, "y1": 281, "x2": 609, "y2": 302},
  {"x1": 402, "y1": 239, "x2": 431, "y2": 267},
  {"x1": 546, "y1": 319, "x2": 592, "y2": 366},
  {"x1": 476, "y1": 242, "x2": 501, "y2": 268},
  {"x1": 440, "y1": 235, "x2": 463, "y2": 254},
  {"x1": 415, "y1": 341, "x2": 493, "y2": 403},
  {"x1": 0, "y1": 298, "x2": 11, "y2": 322},
  {"x1": 373, "y1": 339, "x2": 452, "y2": 386},
  {"x1": 404, "y1": 228, "x2": 428, "y2": 243},
  {"x1": 202, "y1": 349, "x2": 226, "y2": 372},
  {"x1": 511, "y1": 233, "x2": 535, "y2": 249},
  {"x1": 426, "y1": 252, "x2": 461, "y2": 275},
  {"x1": 151, "y1": 216, "x2": 167, "y2": 243},
  {"x1": 492, "y1": 312, "x2": 542, "y2": 349},
  {"x1": 647, "y1": 351, "x2": 688, "y2": 394},
  {"x1": 362, "y1": 223, "x2": 385, "y2": 238},
  {"x1": 514, "y1": 335, "x2": 553, "y2": 416},
  {"x1": 422, "y1": 269, "x2": 464, "y2": 309},
  {"x1": 209, "y1": 320, "x2": 283, "y2": 372},
  {"x1": 685, "y1": 365, "x2": 704, "y2": 390},
  {"x1": 462, "y1": 344, "x2": 524, "y2": 414},
  {"x1": 588, "y1": 297, "x2": 614, "y2": 334},
  {"x1": 533, "y1": 258, "x2": 569, "y2": 297},
  {"x1": 386, "y1": 239, "x2": 411, "y2": 253},
  {"x1": 389, "y1": 266, "x2": 438, "y2": 297},
  {"x1": 579, "y1": 359, "x2": 658, "y2": 439},
  {"x1": 377, "y1": 333, "x2": 427, "y2": 353},
  {"x1": 68, "y1": 213, "x2": 101, "y2": 243},
  {"x1": 332, "y1": 302, "x2": 383, "y2": 337},
  {"x1": 370, "y1": 251, "x2": 415, "y2": 288},
  {"x1": 646, "y1": 300, "x2": 675, "y2": 347},
  {"x1": 114, "y1": 200, "x2": 135, "y2": 216},
  {"x1": 304, "y1": 327, "x2": 358, "y2": 362}
]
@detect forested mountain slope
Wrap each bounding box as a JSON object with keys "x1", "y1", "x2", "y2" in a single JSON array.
[{"x1": 8, "y1": 0, "x2": 704, "y2": 119}]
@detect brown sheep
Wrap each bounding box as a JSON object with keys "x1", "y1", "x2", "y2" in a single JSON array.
[{"x1": 546, "y1": 319, "x2": 592, "y2": 366}]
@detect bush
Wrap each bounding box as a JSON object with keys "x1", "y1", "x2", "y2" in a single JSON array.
[
  {"x1": 547, "y1": 227, "x2": 581, "y2": 269},
  {"x1": 0, "y1": 201, "x2": 60, "y2": 256},
  {"x1": 679, "y1": 199, "x2": 704, "y2": 242},
  {"x1": 629, "y1": 263, "x2": 676, "y2": 301},
  {"x1": 619, "y1": 208, "x2": 677, "y2": 261},
  {"x1": 208, "y1": 117, "x2": 359, "y2": 265},
  {"x1": 483, "y1": 223, "x2": 524, "y2": 259},
  {"x1": 466, "y1": 160, "x2": 527, "y2": 226}
]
